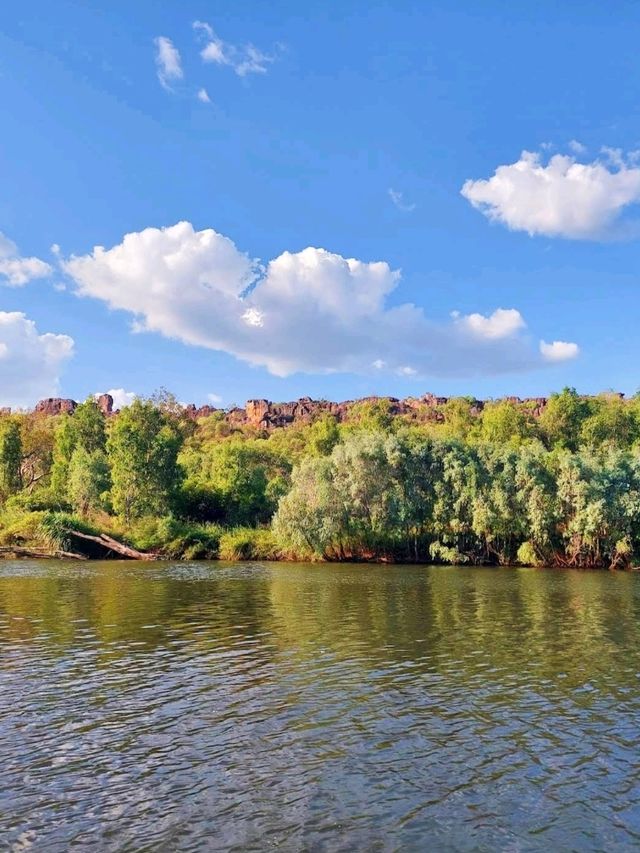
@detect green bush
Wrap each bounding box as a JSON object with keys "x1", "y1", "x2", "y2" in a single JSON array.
[
  {"x1": 39, "y1": 512, "x2": 100, "y2": 552},
  {"x1": 429, "y1": 542, "x2": 470, "y2": 565},
  {"x1": 128, "y1": 516, "x2": 221, "y2": 559},
  {"x1": 174, "y1": 482, "x2": 225, "y2": 523},
  {"x1": 0, "y1": 509, "x2": 47, "y2": 548},
  {"x1": 516, "y1": 541, "x2": 543, "y2": 567},
  {"x1": 6, "y1": 490, "x2": 72, "y2": 513},
  {"x1": 218, "y1": 527, "x2": 281, "y2": 561}
]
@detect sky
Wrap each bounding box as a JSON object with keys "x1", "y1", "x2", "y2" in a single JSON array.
[{"x1": 1, "y1": 0, "x2": 640, "y2": 409}]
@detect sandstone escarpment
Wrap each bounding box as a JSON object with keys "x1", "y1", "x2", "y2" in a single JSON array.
[
  {"x1": 17, "y1": 390, "x2": 616, "y2": 430},
  {"x1": 34, "y1": 398, "x2": 78, "y2": 416}
]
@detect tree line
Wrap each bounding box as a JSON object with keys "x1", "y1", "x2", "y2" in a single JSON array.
[{"x1": 1, "y1": 387, "x2": 640, "y2": 567}]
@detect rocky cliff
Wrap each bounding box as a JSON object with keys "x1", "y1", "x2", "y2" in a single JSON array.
[{"x1": 20, "y1": 390, "x2": 614, "y2": 429}]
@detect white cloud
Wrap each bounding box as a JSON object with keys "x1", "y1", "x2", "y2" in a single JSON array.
[
  {"x1": 207, "y1": 392, "x2": 223, "y2": 404},
  {"x1": 455, "y1": 308, "x2": 525, "y2": 340},
  {"x1": 234, "y1": 45, "x2": 275, "y2": 77},
  {"x1": 569, "y1": 139, "x2": 587, "y2": 154},
  {"x1": 62, "y1": 221, "x2": 579, "y2": 379},
  {"x1": 540, "y1": 340, "x2": 580, "y2": 362},
  {"x1": 96, "y1": 388, "x2": 137, "y2": 409},
  {"x1": 193, "y1": 20, "x2": 276, "y2": 77},
  {"x1": 0, "y1": 232, "x2": 52, "y2": 286},
  {"x1": 242, "y1": 307, "x2": 264, "y2": 327},
  {"x1": 461, "y1": 149, "x2": 640, "y2": 239},
  {"x1": 197, "y1": 87, "x2": 211, "y2": 103},
  {"x1": 154, "y1": 36, "x2": 183, "y2": 90},
  {"x1": 388, "y1": 188, "x2": 416, "y2": 212},
  {"x1": 0, "y1": 312, "x2": 73, "y2": 408}
]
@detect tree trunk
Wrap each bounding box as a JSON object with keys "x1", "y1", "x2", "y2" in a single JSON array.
[{"x1": 64, "y1": 529, "x2": 157, "y2": 560}]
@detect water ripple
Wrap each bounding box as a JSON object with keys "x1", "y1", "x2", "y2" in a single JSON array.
[{"x1": 1, "y1": 561, "x2": 640, "y2": 850}]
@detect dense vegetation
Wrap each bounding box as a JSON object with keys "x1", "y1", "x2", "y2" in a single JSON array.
[{"x1": 2, "y1": 388, "x2": 640, "y2": 568}]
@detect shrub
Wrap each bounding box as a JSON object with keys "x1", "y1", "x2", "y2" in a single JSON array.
[
  {"x1": 128, "y1": 516, "x2": 221, "y2": 559},
  {"x1": 6, "y1": 490, "x2": 72, "y2": 513},
  {"x1": 39, "y1": 512, "x2": 100, "y2": 552},
  {"x1": 516, "y1": 541, "x2": 543, "y2": 567},
  {"x1": 218, "y1": 527, "x2": 281, "y2": 561},
  {"x1": 429, "y1": 542, "x2": 470, "y2": 565},
  {"x1": 0, "y1": 509, "x2": 47, "y2": 548}
]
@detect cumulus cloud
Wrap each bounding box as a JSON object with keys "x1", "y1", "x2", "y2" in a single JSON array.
[
  {"x1": 62, "y1": 221, "x2": 578, "y2": 379},
  {"x1": 461, "y1": 149, "x2": 640, "y2": 239},
  {"x1": 197, "y1": 87, "x2": 211, "y2": 103},
  {"x1": 388, "y1": 189, "x2": 416, "y2": 212},
  {"x1": 0, "y1": 232, "x2": 52, "y2": 286},
  {"x1": 207, "y1": 392, "x2": 223, "y2": 404},
  {"x1": 193, "y1": 21, "x2": 276, "y2": 77},
  {"x1": 154, "y1": 36, "x2": 183, "y2": 90},
  {"x1": 540, "y1": 340, "x2": 580, "y2": 362},
  {"x1": 454, "y1": 308, "x2": 525, "y2": 340},
  {"x1": 0, "y1": 312, "x2": 73, "y2": 408}
]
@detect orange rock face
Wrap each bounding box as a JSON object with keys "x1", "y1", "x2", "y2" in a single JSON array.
[
  {"x1": 24, "y1": 391, "x2": 563, "y2": 429},
  {"x1": 34, "y1": 398, "x2": 77, "y2": 415}
]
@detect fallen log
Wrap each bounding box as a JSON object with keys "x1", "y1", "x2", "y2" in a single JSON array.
[
  {"x1": 0, "y1": 545, "x2": 87, "y2": 560},
  {"x1": 64, "y1": 529, "x2": 157, "y2": 560}
]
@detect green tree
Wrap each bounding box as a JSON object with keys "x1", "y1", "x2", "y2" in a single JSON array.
[
  {"x1": 430, "y1": 443, "x2": 479, "y2": 563},
  {"x1": 480, "y1": 401, "x2": 537, "y2": 446},
  {"x1": 68, "y1": 446, "x2": 110, "y2": 515},
  {"x1": 472, "y1": 445, "x2": 526, "y2": 564},
  {"x1": 539, "y1": 387, "x2": 591, "y2": 451},
  {"x1": 441, "y1": 397, "x2": 478, "y2": 442},
  {"x1": 50, "y1": 398, "x2": 107, "y2": 498},
  {"x1": 273, "y1": 456, "x2": 339, "y2": 557},
  {"x1": 108, "y1": 399, "x2": 183, "y2": 520},
  {"x1": 202, "y1": 441, "x2": 271, "y2": 525},
  {"x1": 0, "y1": 418, "x2": 22, "y2": 499},
  {"x1": 73, "y1": 397, "x2": 107, "y2": 454},
  {"x1": 306, "y1": 414, "x2": 340, "y2": 456},
  {"x1": 346, "y1": 399, "x2": 396, "y2": 432},
  {"x1": 580, "y1": 395, "x2": 639, "y2": 450},
  {"x1": 50, "y1": 416, "x2": 77, "y2": 497}
]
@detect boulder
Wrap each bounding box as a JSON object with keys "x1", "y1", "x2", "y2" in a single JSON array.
[{"x1": 35, "y1": 398, "x2": 77, "y2": 415}]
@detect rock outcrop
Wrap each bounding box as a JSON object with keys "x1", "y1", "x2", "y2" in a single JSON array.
[
  {"x1": 34, "y1": 398, "x2": 77, "y2": 416},
  {"x1": 21, "y1": 390, "x2": 627, "y2": 430},
  {"x1": 96, "y1": 393, "x2": 114, "y2": 416}
]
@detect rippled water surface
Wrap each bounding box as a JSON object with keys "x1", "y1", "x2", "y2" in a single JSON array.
[{"x1": 1, "y1": 561, "x2": 640, "y2": 851}]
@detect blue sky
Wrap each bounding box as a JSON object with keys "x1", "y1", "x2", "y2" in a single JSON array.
[{"x1": 1, "y1": 0, "x2": 640, "y2": 408}]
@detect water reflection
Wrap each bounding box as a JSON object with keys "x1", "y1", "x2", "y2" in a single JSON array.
[{"x1": 1, "y1": 562, "x2": 639, "y2": 850}]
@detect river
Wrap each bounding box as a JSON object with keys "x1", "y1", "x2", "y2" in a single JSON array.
[{"x1": 1, "y1": 561, "x2": 639, "y2": 851}]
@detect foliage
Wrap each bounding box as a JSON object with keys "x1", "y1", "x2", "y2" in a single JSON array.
[
  {"x1": 0, "y1": 509, "x2": 48, "y2": 547},
  {"x1": 0, "y1": 418, "x2": 22, "y2": 499},
  {"x1": 126, "y1": 516, "x2": 221, "y2": 559},
  {"x1": 3, "y1": 387, "x2": 640, "y2": 567},
  {"x1": 538, "y1": 387, "x2": 592, "y2": 451},
  {"x1": 39, "y1": 511, "x2": 100, "y2": 552},
  {"x1": 108, "y1": 399, "x2": 183, "y2": 520},
  {"x1": 68, "y1": 447, "x2": 110, "y2": 515},
  {"x1": 218, "y1": 527, "x2": 281, "y2": 561}
]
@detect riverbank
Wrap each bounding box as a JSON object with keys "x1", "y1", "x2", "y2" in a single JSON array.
[
  {"x1": 2, "y1": 390, "x2": 640, "y2": 570},
  {"x1": 0, "y1": 510, "x2": 637, "y2": 569}
]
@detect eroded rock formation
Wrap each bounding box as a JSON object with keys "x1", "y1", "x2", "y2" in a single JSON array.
[
  {"x1": 96, "y1": 393, "x2": 114, "y2": 416},
  {"x1": 34, "y1": 398, "x2": 77, "y2": 416},
  {"x1": 18, "y1": 390, "x2": 625, "y2": 430}
]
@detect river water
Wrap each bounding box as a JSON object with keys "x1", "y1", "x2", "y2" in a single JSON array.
[{"x1": 1, "y1": 561, "x2": 639, "y2": 851}]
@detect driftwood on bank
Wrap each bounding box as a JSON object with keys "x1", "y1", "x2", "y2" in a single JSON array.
[
  {"x1": 0, "y1": 545, "x2": 88, "y2": 560},
  {"x1": 64, "y1": 529, "x2": 158, "y2": 560}
]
